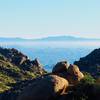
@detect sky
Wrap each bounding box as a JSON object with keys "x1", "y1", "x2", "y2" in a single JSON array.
[{"x1": 0, "y1": 0, "x2": 100, "y2": 39}]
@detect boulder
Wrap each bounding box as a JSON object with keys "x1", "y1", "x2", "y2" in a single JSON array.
[
  {"x1": 67, "y1": 64, "x2": 84, "y2": 85},
  {"x1": 52, "y1": 62, "x2": 84, "y2": 85},
  {"x1": 17, "y1": 75, "x2": 69, "y2": 100},
  {"x1": 52, "y1": 61, "x2": 70, "y2": 73}
]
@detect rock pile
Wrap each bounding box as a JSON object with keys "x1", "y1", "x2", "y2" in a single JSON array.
[{"x1": 17, "y1": 61, "x2": 84, "y2": 100}]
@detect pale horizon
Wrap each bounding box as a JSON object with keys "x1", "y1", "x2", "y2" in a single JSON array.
[
  {"x1": 0, "y1": 33, "x2": 100, "y2": 39},
  {"x1": 0, "y1": 0, "x2": 100, "y2": 39}
]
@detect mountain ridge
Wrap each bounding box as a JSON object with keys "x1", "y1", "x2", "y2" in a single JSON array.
[
  {"x1": 74, "y1": 48, "x2": 100, "y2": 78},
  {"x1": 0, "y1": 36, "x2": 100, "y2": 42}
]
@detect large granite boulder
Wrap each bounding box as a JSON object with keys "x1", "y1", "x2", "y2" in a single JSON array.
[
  {"x1": 17, "y1": 75, "x2": 69, "y2": 100},
  {"x1": 52, "y1": 61, "x2": 70, "y2": 73},
  {"x1": 52, "y1": 61, "x2": 84, "y2": 85}
]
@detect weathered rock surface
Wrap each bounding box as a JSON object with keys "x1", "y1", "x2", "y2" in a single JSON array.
[
  {"x1": 52, "y1": 63, "x2": 84, "y2": 85},
  {"x1": 17, "y1": 75, "x2": 69, "y2": 100},
  {"x1": 67, "y1": 64, "x2": 84, "y2": 84},
  {"x1": 0, "y1": 47, "x2": 45, "y2": 75},
  {"x1": 0, "y1": 47, "x2": 46, "y2": 96},
  {"x1": 74, "y1": 48, "x2": 100, "y2": 77}
]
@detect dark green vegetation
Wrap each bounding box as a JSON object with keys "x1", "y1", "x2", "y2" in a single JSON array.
[{"x1": 65, "y1": 73, "x2": 100, "y2": 100}]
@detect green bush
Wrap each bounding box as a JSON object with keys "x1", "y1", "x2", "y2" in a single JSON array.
[
  {"x1": 0, "y1": 82, "x2": 10, "y2": 93},
  {"x1": 80, "y1": 72, "x2": 96, "y2": 84}
]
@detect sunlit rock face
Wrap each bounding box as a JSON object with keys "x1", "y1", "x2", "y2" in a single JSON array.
[
  {"x1": 67, "y1": 64, "x2": 84, "y2": 85},
  {"x1": 17, "y1": 75, "x2": 69, "y2": 100},
  {"x1": 52, "y1": 61, "x2": 84, "y2": 85}
]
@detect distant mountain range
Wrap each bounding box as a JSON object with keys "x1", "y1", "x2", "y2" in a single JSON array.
[
  {"x1": 0, "y1": 36, "x2": 100, "y2": 42},
  {"x1": 0, "y1": 37, "x2": 27, "y2": 42},
  {"x1": 35, "y1": 36, "x2": 100, "y2": 41}
]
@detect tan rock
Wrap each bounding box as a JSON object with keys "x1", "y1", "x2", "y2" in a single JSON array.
[
  {"x1": 52, "y1": 61, "x2": 70, "y2": 73},
  {"x1": 17, "y1": 75, "x2": 69, "y2": 100},
  {"x1": 67, "y1": 64, "x2": 84, "y2": 84}
]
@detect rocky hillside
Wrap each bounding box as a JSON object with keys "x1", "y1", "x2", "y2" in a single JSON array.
[
  {"x1": 0, "y1": 47, "x2": 46, "y2": 93},
  {"x1": 0, "y1": 48, "x2": 99, "y2": 100},
  {"x1": 74, "y1": 48, "x2": 100, "y2": 78}
]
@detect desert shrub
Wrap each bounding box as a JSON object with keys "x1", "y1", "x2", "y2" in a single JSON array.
[
  {"x1": 66, "y1": 69, "x2": 96, "y2": 99},
  {"x1": 0, "y1": 82, "x2": 10, "y2": 93},
  {"x1": 80, "y1": 72, "x2": 96, "y2": 84}
]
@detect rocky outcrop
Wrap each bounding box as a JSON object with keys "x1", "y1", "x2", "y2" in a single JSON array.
[
  {"x1": 0, "y1": 48, "x2": 28, "y2": 65},
  {"x1": 74, "y1": 48, "x2": 100, "y2": 77},
  {"x1": 0, "y1": 47, "x2": 100, "y2": 100},
  {"x1": 0, "y1": 48, "x2": 47, "y2": 94},
  {"x1": 53, "y1": 63, "x2": 84, "y2": 85},
  {"x1": 17, "y1": 61, "x2": 84, "y2": 100},
  {"x1": 0, "y1": 47, "x2": 45, "y2": 75}
]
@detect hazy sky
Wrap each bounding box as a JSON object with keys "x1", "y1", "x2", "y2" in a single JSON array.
[{"x1": 0, "y1": 0, "x2": 100, "y2": 39}]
